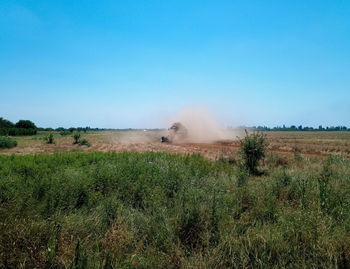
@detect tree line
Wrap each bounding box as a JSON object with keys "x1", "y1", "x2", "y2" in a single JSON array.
[
  {"x1": 0, "y1": 117, "x2": 37, "y2": 136},
  {"x1": 231, "y1": 125, "x2": 349, "y2": 132}
]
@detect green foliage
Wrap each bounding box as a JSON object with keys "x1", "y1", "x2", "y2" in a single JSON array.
[
  {"x1": 1, "y1": 152, "x2": 350, "y2": 268},
  {"x1": 236, "y1": 164, "x2": 249, "y2": 187},
  {"x1": 239, "y1": 130, "x2": 268, "y2": 175},
  {"x1": 15, "y1": 120, "x2": 37, "y2": 129},
  {"x1": 0, "y1": 117, "x2": 37, "y2": 136},
  {"x1": 72, "y1": 132, "x2": 90, "y2": 146},
  {"x1": 60, "y1": 130, "x2": 71, "y2": 136},
  {"x1": 0, "y1": 117, "x2": 15, "y2": 128},
  {"x1": 78, "y1": 139, "x2": 91, "y2": 147},
  {"x1": 0, "y1": 127, "x2": 37, "y2": 136},
  {"x1": 0, "y1": 136, "x2": 17, "y2": 149},
  {"x1": 73, "y1": 132, "x2": 81, "y2": 144},
  {"x1": 69, "y1": 240, "x2": 88, "y2": 269},
  {"x1": 319, "y1": 161, "x2": 332, "y2": 214},
  {"x1": 47, "y1": 229, "x2": 57, "y2": 263},
  {"x1": 44, "y1": 133, "x2": 55, "y2": 144}
]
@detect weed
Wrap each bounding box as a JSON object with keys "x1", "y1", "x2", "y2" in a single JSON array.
[
  {"x1": 44, "y1": 133, "x2": 55, "y2": 144},
  {"x1": 78, "y1": 139, "x2": 91, "y2": 147},
  {"x1": 319, "y1": 158, "x2": 332, "y2": 214},
  {"x1": 239, "y1": 130, "x2": 268, "y2": 175},
  {"x1": 60, "y1": 131, "x2": 71, "y2": 136},
  {"x1": 236, "y1": 164, "x2": 249, "y2": 187},
  {"x1": 72, "y1": 132, "x2": 91, "y2": 146},
  {"x1": 73, "y1": 132, "x2": 81, "y2": 144}
]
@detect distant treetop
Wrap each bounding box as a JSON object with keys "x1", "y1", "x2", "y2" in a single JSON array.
[
  {"x1": 247, "y1": 125, "x2": 348, "y2": 131},
  {"x1": 0, "y1": 117, "x2": 37, "y2": 136},
  {"x1": 15, "y1": 120, "x2": 37, "y2": 129}
]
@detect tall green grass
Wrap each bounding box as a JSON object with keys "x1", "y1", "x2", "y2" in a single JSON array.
[{"x1": 0, "y1": 152, "x2": 350, "y2": 268}]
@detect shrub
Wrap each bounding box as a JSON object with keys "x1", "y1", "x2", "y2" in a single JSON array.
[
  {"x1": 239, "y1": 130, "x2": 268, "y2": 175},
  {"x1": 59, "y1": 131, "x2": 71, "y2": 136},
  {"x1": 0, "y1": 136, "x2": 17, "y2": 149},
  {"x1": 72, "y1": 132, "x2": 90, "y2": 146},
  {"x1": 78, "y1": 139, "x2": 91, "y2": 147},
  {"x1": 73, "y1": 132, "x2": 81, "y2": 144},
  {"x1": 44, "y1": 134, "x2": 54, "y2": 144}
]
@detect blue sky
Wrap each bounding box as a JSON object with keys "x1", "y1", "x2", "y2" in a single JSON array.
[{"x1": 1, "y1": 0, "x2": 349, "y2": 128}]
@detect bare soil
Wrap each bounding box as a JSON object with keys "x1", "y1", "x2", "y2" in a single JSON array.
[{"x1": 1, "y1": 130, "x2": 350, "y2": 159}]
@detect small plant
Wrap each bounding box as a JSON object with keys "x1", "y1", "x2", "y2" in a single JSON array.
[
  {"x1": 78, "y1": 139, "x2": 91, "y2": 147},
  {"x1": 210, "y1": 191, "x2": 219, "y2": 246},
  {"x1": 0, "y1": 136, "x2": 17, "y2": 149},
  {"x1": 177, "y1": 205, "x2": 205, "y2": 251},
  {"x1": 73, "y1": 132, "x2": 81, "y2": 144},
  {"x1": 70, "y1": 239, "x2": 88, "y2": 268},
  {"x1": 44, "y1": 134, "x2": 55, "y2": 144},
  {"x1": 318, "y1": 158, "x2": 332, "y2": 214},
  {"x1": 236, "y1": 164, "x2": 249, "y2": 187},
  {"x1": 47, "y1": 230, "x2": 57, "y2": 263},
  {"x1": 72, "y1": 132, "x2": 90, "y2": 147},
  {"x1": 239, "y1": 130, "x2": 268, "y2": 175},
  {"x1": 59, "y1": 131, "x2": 70, "y2": 136}
]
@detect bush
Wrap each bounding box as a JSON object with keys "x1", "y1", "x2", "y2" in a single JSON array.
[
  {"x1": 72, "y1": 132, "x2": 90, "y2": 146},
  {"x1": 78, "y1": 139, "x2": 91, "y2": 147},
  {"x1": 239, "y1": 130, "x2": 268, "y2": 175},
  {"x1": 59, "y1": 131, "x2": 70, "y2": 136},
  {"x1": 44, "y1": 134, "x2": 54, "y2": 144},
  {"x1": 0, "y1": 136, "x2": 17, "y2": 149},
  {"x1": 73, "y1": 132, "x2": 81, "y2": 144}
]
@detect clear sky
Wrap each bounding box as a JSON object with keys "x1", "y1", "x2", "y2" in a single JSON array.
[{"x1": 1, "y1": 0, "x2": 349, "y2": 128}]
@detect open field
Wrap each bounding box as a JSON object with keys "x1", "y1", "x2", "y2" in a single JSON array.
[
  {"x1": 1, "y1": 130, "x2": 350, "y2": 159},
  {"x1": 2, "y1": 131, "x2": 350, "y2": 267},
  {"x1": 1, "y1": 151, "x2": 350, "y2": 268}
]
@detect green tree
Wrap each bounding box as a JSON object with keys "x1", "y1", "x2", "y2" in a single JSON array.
[
  {"x1": 0, "y1": 117, "x2": 15, "y2": 129},
  {"x1": 15, "y1": 120, "x2": 37, "y2": 129}
]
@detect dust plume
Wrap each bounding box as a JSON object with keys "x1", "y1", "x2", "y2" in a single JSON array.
[
  {"x1": 169, "y1": 107, "x2": 229, "y2": 143},
  {"x1": 110, "y1": 130, "x2": 167, "y2": 144}
]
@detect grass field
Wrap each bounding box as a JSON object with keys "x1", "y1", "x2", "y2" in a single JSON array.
[{"x1": 1, "y1": 131, "x2": 350, "y2": 268}]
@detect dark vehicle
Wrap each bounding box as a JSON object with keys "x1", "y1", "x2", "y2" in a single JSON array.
[{"x1": 161, "y1": 122, "x2": 188, "y2": 143}]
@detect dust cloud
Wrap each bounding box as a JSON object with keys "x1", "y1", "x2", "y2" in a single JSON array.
[
  {"x1": 110, "y1": 129, "x2": 167, "y2": 144},
  {"x1": 169, "y1": 107, "x2": 230, "y2": 143},
  {"x1": 109, "y1": 107, "x2": 234, "y2": 144}
]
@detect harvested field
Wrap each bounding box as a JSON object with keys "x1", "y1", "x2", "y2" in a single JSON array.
[{"x1": 1, "y1": 130, "x2": 350, "y2": 159}]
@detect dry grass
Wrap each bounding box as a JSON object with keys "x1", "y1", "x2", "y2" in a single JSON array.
[{"x1": 1, "y1": 130, "x2": 350, "y2": 159}]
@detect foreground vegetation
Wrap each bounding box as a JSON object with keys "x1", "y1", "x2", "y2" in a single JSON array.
[{"x1": 1, "y1": 150, "x2": 350, "y2": 268}]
